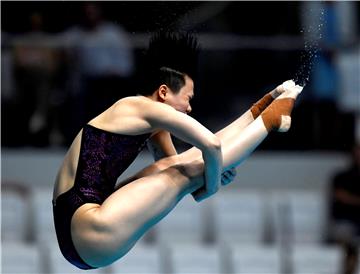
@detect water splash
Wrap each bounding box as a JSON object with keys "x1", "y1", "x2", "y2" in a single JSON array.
[{"x1": 293, "y1": 8, "x2": 325, "y2": 87}]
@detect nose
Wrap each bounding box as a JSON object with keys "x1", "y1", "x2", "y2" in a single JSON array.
[{"x1": 186, "y1": 104, "x2": 192, "y2": 114}]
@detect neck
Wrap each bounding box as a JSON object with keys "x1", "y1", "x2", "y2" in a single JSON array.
[{"x1": 144, "y1": 92, "x2": 161, "y2": 102}]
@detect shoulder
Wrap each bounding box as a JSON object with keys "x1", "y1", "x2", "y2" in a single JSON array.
[
  {"x1": 110, "y1": 96, "x2": 186, "y2": 132},
  {"x1": 110, "y1": 96, "x2": 176, "y2": 124},
  {"x1": 117, "y1": 96, "x2": 175, "y2": 115},
  {"x1": 114, "y1": 96, "x2": 157, "y2": 109},
  {"x1": 88, "y1": 96, "x2": 156, "y2": 135}
]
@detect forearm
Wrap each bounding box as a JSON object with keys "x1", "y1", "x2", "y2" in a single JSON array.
[
  {"x1": 191, "y1": 142, "x2": 222, "y2": 202},
  {"x1": 202, "y1": 146, "x2": 223, "y2": 191}
]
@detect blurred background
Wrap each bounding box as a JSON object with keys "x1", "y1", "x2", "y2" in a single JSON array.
[{"x1": 1, "y1": 1, "x2": 360, "y2": 274}]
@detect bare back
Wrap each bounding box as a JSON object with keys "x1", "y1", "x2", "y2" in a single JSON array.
[{"x1": 53, "y1": 96, "x2": 155, "y2": 200}]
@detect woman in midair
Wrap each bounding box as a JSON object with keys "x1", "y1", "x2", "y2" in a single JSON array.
[{"x1": 52, "y1": 31, "x2": 303, "y2": 269}]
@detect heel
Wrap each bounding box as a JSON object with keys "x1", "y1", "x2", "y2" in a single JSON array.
[
  {"x1": 278, "y1": 115, "x2": 292, "y2": 132},
  {"x1": 261, "y1": 98, "x2": 295, "y2": 132}
]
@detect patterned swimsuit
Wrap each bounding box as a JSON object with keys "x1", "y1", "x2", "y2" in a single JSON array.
[{"x1": 52, "y1": 124, "x2": 150, "y2": 269}]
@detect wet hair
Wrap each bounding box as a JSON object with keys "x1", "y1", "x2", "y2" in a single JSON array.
[{"x1": 137, "y1": 31, "x2": 199, "y2": 95}]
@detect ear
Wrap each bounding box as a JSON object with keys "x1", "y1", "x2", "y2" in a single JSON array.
[{"x1": 157, "y1": 85, "x2": 168, "y2": 101}]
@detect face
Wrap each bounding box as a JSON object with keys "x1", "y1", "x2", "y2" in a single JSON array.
[{"x1": 161, "y1": 75, "x2": 194, "y2": 114}]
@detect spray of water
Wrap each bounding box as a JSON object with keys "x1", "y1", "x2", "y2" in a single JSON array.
[{"x1": 293, "y1": 8, "x2": 325, "y2": 87}]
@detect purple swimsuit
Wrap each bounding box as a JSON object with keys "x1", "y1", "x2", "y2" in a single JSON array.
[{"x1": 52, "y1": 124, "x2": 150, "y2": 269}]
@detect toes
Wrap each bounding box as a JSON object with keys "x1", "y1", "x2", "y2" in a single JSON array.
[
  {"x1": 277, "y1": 84, "x2": 303, "y2": 100},
  {"x1": 276, "y1": 80, "x2": 294, "y2": 95},
  {"x1": 282, "y1": 80, "x2": 296, "y2": 90}
]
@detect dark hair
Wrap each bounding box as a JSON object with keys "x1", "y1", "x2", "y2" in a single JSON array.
[{"x1": 137, "y1": 31, "x2": 199, "y2": 95}]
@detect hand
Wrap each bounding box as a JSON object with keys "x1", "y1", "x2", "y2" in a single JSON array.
[
  {"x1": 192, "y1": 168, "x2": 237, "y2": 202},
  {"x1": 221, "y1": 168, "x2": 237, "y2": 186},
  {"x1": 191, "y1": 179, "x2": 219, "y2": 203}
]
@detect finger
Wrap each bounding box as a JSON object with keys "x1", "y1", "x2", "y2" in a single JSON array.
[
  {"x1": 193, "y1": 191, "x2": 208, "y2": 202},
  {"x1": 222, "y1": 172, "x2": 230, "y2": 180},
  {"x1": 228, "y1": 168, "x2": 237, "y2": 176},
  {"x1": 195, "y1": 187, "x2": 217, "y2": 202},
  {"x1": 223, "y1": 168, "x2": 236, "y2": 179},
  {"x1": 221, "y1": 176, "x2": 232, "y2": 186},
  {"x1": 222, "y1": 179, "x2": 231, "y2": 186}
]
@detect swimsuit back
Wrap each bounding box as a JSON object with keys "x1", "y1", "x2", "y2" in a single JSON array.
[
  {"x1": 52, "y1": 124, "x2": 150, "y2": 269},
  {"x1": 75, "y1": 124, "x2": 150, "y2": 203}
]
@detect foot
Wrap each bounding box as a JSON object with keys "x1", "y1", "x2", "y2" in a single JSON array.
[
  {"x1": 270, "y1": 80, "x2": 295, "y2": 98},
  {"x1": 261, "y1": 80, "x2": 303, "y2": 132},
  {"x1": 250, "y1": 80, "x2": 296, "y2": 119}
]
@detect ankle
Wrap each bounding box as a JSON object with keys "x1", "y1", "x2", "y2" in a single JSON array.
[
  {"x1": 261, "y1": 98, "x2": 295, "y2": 132},
  {"x1": 250, "y1": 93, "x2": 274, "y2": 119}
]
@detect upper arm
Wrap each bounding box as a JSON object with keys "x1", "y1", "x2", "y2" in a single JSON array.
[
  {"x1": 147, "y1": 130, "x2": 177, "y2": 161},
  {"x1": 142, "y1": 101, "x2": 220, "y2": 151}
]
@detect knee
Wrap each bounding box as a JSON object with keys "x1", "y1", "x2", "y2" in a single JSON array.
[
  {"x1": 183, "y1": 159, "x2": 204, "y2": 179},
  {"x1": 154, "y1": 155, "x2": 181, "y2": 171},
  {"x1": 163, "y1": 160, "x2": 204, "y2": 195},
  {"x1": 166, "y1": 159, "x2": 204, "y2": 181},
  {"x1": 154, "y1": 156, "x2": 205, "y2": 188}
]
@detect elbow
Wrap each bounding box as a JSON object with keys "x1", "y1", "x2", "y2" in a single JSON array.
[{"x1": 206, "y1": 135, "x2": 221, "y2": 152}]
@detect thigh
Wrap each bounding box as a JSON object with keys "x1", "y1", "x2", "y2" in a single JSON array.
[{"x1": 71, "y1": 164, "x2": 202, "y2": 268}]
